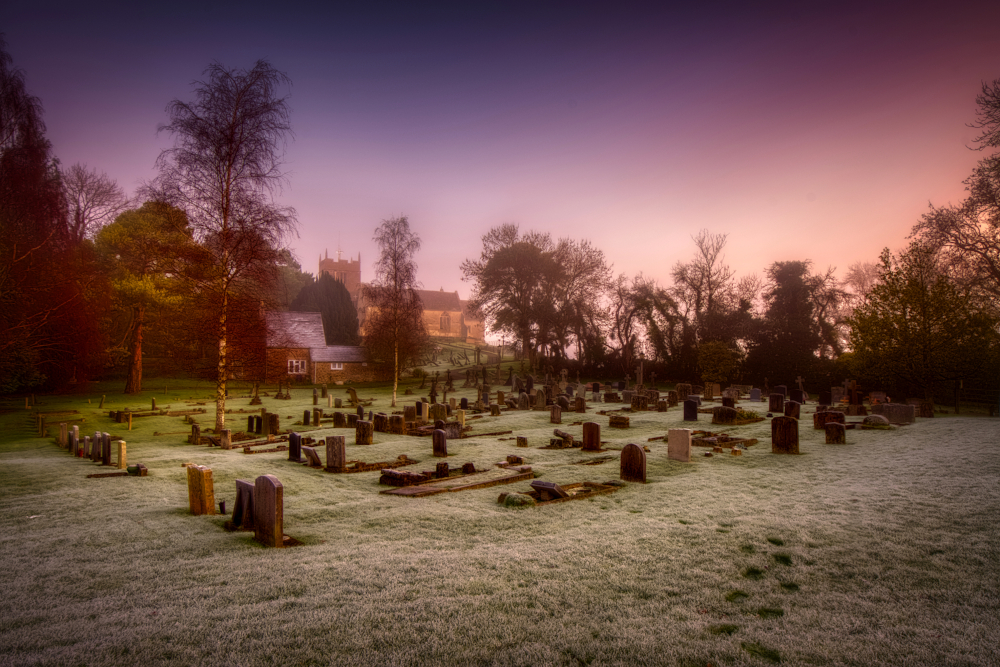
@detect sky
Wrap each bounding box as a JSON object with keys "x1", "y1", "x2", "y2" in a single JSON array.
[{"x1": 6, "y1": 1, "x2": 1000, "y2": 297}]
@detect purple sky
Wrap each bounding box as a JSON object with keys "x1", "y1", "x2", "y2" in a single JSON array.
[{"x1": 7, "y1": 1, "x2": 1000, "y2": 297}]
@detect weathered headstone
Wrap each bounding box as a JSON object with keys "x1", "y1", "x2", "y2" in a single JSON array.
[
  {"x1": 355, "y1": 420, "x2": 374, "y2": 445},
  {"x1": 516, "y1": 436, "x2": 528, "y2": 447},
  {"x1": 768, "y1": 393, "x2": 784, "y2": 413},
  {"x1": 783, "y1": 400, "x2": 801, "y2": 419},
  {"x1": 749, "y1": 388, "x2": 762, "y2": 402},
  {"x1": 186, "y1": 464, "x2": 216, "y2": 515},
  {"x1": 620, "y1": 443, "x2": 646, "y2": 482},
  {"x1": 325, "y1": 435, "x2": 346, "y2": 471},
  {"x1": 459, "y1": 397, "x2": 469, "y2": 410},
  {"x1": 518, "y1": 393, "x2": 529, "y2": 410},
  {"x1": 253, "y1": 475, "x2": 284, "y2": 548},
  {"x1": 530, "y1": 480, "x2": 570, "y2": 501},
  {"x1": 332, "y1": 411, "x2": 346, "y2": 428},
  {"x1": 712, "y1": 406, "x2": 739, "y2": 425},
  {"x1": 630, "y1": 395, "x2": 648, "y2": 412},
  {"x1": 774, "y1": 385, "x2": 787, "y2": 397},
  {"x1": 609, "y1": 415, "x2": 630, "y2": 429},
  {"x1": 549, "y1": 405, "x2": 562, "y2": 424},
  {"x1": 667, "y1": 390, "x2": 679, "y2": 407},
  {"x1": 721, "y1": 396, "x2": 735, "y2": 408},
  {"x1": 302, "y1": 446, "x2": 323, "y2": 467},
  {"x1": 432, "y1": 429, "x2": 448, "y2": 457},
  {"x1": 335, "y1": 398, "x2": 343, "y2": 408},
  {"x1": 373, "y1": 412, "x2": 388, "y2": 433},
  {"x1": 675, "y1": 383, "x2": 692, "y2": 400},
  {"x1": 683, "y1": 399, "x2": 698, "y2": 422},
  {"x1": 534, "y1": 391, "x2": 547, "y2": 411},
  {"x1": 667, "y1": 428, "x2": 692, "y2": 462},
  {"x1": 313, "y1": 389, "x2": 318, "y2": 405},
  {"x1": 117, "y1": 441, "x2": 127, "y2": 469},
  {"x1": 191, "y1": 424, "x2": 201, "y2": 447},
  {"x1": 813, "y1": 410, "x2": 845, "y2": 429},
  {"x1": 228, "y1": 479, "x2": 255, "y2": 531},
  {"x1": 790, "y1": 389, "x2": 806, "y2": 404},
  {"x1": 825, "y1": 422, "x2": 846, "y2": 444},
  {"x1": 771, "y1": 416, "x2": 799, "y2": 454},
  {"x1": 101, "y1": 433, "x2": 111, "y2": 466},
  {"x1": 579, "y1": 422, "x2": 601, "y2": 451}
]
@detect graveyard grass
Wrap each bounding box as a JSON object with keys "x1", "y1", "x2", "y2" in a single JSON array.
[{"x1": 1, "y1": 378, "x2": 998, "y2": 666}]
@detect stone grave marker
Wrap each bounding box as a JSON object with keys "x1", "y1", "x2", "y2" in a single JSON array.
[
  {"x1": 790, "y1": 389, "x2": 806, "y2": 404},
  {"x1": 818, "y1": 390, "x2": 832, "y2": 405},
  {"x1": 550, "y1": 405, "x2": 562, "y2": 424},
  {"x1": 325, "y1": 435, "x2": 347, "y2": 471},
  {"x1": 667, "y1": 390, "x2": 679, "y2": 406},
  {"x1": 721, "y1": 396, "x2": 735, "y2": 408},
  {"x1": 186, "y1": 464, "x2": 216, "y2": 515},
  {"x1": 117, "y1": 441, "x2": 126, "y2": 469},
  {"x1": 687, "y1": 395, "x2": 702, "y2": 406},
  {"x1": 529, "y1": 480, "x2": 570, "y2": 501},
  {"x1": 333, "y1": 411, "x2": 346, "y2": 428},
  {"x1": 609, "y1": 415, "x2": 630, "y2": 429},
  {"x1": 432, "y1": 429, "x2": 448, "y2": 457},
  {"x1": 831, "y1": 387, "x2": 845, "y2": 404},
  {"x1": 771, "y1": 416, "x2": 799, "y2": 454},
  {"x1": 749, "y1": 388, "x2": 762, "y2": 402},
  {"x1": 774, "y1": 384, "x2": 787, "y2": 397},
  {"x1": 872, "y1": 403, "x2": 915, "y2": 424},
  {"x1": 675, "y1": 383, "x2": 692, "y2": 400},
  {"x1": 253, "y1": 475, "x2": 284, "y2": 548},
  {"x1": 518, "y1": 393, "x2": 529, "y2": 410},
  {"x1": 347, "y1": 414, "x2": 358, "y2": 427},
  {"x1": 862, "y1": 414, "x2": 891, "y2": 429},
  {"x1": 227, "y1": 479, "x2": 255, "y2": 531},
  {"x1": 683, "y1": 399, "x2": 698, "y2": 422},
  {"x1": 631, "y1": 395, "x2": 648, "y2": 412},
  {"x1": 620, "y1": 443, "x2": 646, "y2": 482},
  {"x1": 783, "y1": 400, "x2": 801, "y2": 419},
  {"x1": 373, "y1": 413, "x2": 388, "y2": 433},
  {"x1": 582, "y1": 422, "x2": 601, "y2": 451},
  {"x1": 355, "y1": 420, "x2": 374, "y2": 445},
  {"x1": 288, "y1": 432, "x2": 303, "y2": 462},
  {"x1": 813, "y1": 410, "x2": 845, "y2": 429},
  {"x1": 668, "y1": 428, "x2": 692, "y2": 462},
  {"x1": 301, "y1": 446, "x2": 323, "y2": 467},
  {"x1": 516, "y1": 436, "x2": 528, "y2": 447},
  {"x1": 769, "y1": 393, "x2": 785, "y2": 413},
  {"x1": 825, "y1": 423, "x2": 846, "y2": 444},
  {"x1": 101, "y1": 433, "x2": 111, "y2": 466},
  {"x1": 712, "y1": 406, "x2": 739, "y2": 425}
]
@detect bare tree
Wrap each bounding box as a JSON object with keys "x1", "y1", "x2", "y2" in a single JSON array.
[
  {"x1": 670, "y1": 229, "x2": 736, "y2": 341},
  {"x1": 63, "y1": 162, "x2": 128, "y2": 241},
  {"x1": 362, "y1": 216, "x2": 427, "y2": 407},
  {"x1": 150, "y1": 60, "x2": 296, "y2": 431}
]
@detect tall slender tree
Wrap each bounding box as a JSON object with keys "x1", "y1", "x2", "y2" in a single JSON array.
[
  {"x1": 150, "y1": 60, "x2": 296, "y2": 430},
  {"x1": 362, "y1": 216, "x2": 427, "y2": 406}
]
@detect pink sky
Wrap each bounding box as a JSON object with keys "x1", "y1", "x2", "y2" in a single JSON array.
[{"x1": 6, "y1": 2, "x2": 999, "y2": 297}]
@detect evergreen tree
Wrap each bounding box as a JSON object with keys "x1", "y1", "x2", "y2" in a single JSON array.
[{"x1": 290, "y1": 273, "x2": 360, "y2": 345}]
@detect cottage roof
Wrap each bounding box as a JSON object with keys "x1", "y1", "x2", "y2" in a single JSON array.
[
  {"x1": 416, "y1": 289, "x2": 462, "y2": 312},
  {"x1": 266, "y1": 311, "x2": 327, "y2": 349},
  {"x1": 310, "y1": 346, "x2": 368, "y2": 363}
]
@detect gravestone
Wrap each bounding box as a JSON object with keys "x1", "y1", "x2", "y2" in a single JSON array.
[
  {"x1": 771, "y1": 416, "x2": 799, "y2": 454},
  {"x1": 456, "y1": 409, "x2": 466, "y2": 428},
  {"x1": 429, "y1": 403, "x2": 447, "y2": 422},
  {"x1": 813, "y1": 411, "x2": 845, "y2": 429},
  {"x1": 749, "y1": 388, "x2": 762, "y2": 402},
  {"x1": 389, "y1": 415, "x2": 405, "y2": 434},
  {"x1": 247, "y1": 416, "x2": 255, "y2": 434},
  {"x1": 609, "y1": 415, "x2": 630, "y2": 429},
  {"x1": 328, "y1": 395, "x2": 333, "y2": 409},
  {"x1": 683, "y1": 399, "x2": 698, "y2": 421},
  {"x1": 516, "y1": 436, "x2": 528, "y2": 447},
  {"x1": 432, "y1": 429, "x2": 448, "y2": 457},
  {"x1": 321, "y1": 385, "x2": 327, "y2": 399},
  {"x1": 657, "y1": 400, "x2": 667, "y2": 412},
  {"x1": 373, "y1": 412, "x2": 389, "y2": 433},
  {"x1": 530, "y1": 480, "x2": 570, "y2": 501},
  {"x1": 335, "y1": 398, "x2": 342, "y2": 408},
  {"x1": 667, "y1": 390, "x2": 679, "y2": 407},
  {"x1": 534, "y1": 392, "x2": 547, "y2": 411},
  {"x1": 229, "y1": 479, "x2": 255, "y2": 531},
  {"x1": 790, "y1": 389, "x2": 806, "y2": 404},
  {"x1": 582, "y1": 422, "x2": 601, "y2": 451},
  {"x1": 620, "y1": 443, "x2": 646, "y2": 483},
  {"x1": 355, "y1": 420, "x2": 374, "y2": 445},
  {"x1": 460, "y1": 397, "x2": 469, "y2": 410},
  {"x1": 872, "y1": 403, "x2": 915, "y2": 424},
  {"x1": 403, "y1": 406, "x2": 416, "y2": 423},
  {"x1": 630, "y1": 395, "x2": 648, "y2": 412},
  {"x1": 101, "y1": 433, "x2": 111, "y2": 466},
  {"x1": 703, "y1": 384, "x2": 715, "y2": 401},
  {"x1": 574, "y1": 396, "x2": 586, "y2": 413},
  {"x1": 518, "y1": 393, "x2": 529, "y2": 410},
  {"x1": 333, "y1": 411, "x2": 346, "y2": 428},
  {"x1": 303, "y1": 409, "x2": 311, "y2": 425},
  {"x1": 667, "y1": 428, "x2": 692, "y2": 462},
  {"x1": 675, "y1": 383, "x2": 692, "y2": 400},
  {"x1": 313, "y1": 409, "x2": 323, "y2": 426},
  {"x1": 712, "y1": 406, "x2": 739, "y2": 425},
  {"x1": 357, "y1": 406, "x2": 365, "y2": 419},
  {"x1": 783, "y1": 400, "x2": 801, "y2": 419},
  {"x1": 818, "y1": 390, "x2": 832, "y2": 405},
  {"x1": 550, "y1": 405, "x2": 561, "y2": 424},
  {"x1": 622, "y1": 390, "x2": 634, "y2": 404},
  {"x1": 117, "y1": 441, "x2": 126, "y2": 469},
  {"x1": 58, "y1": 422, "x2": 67, "y2": 448},
  {"x1": 825, "y1": 422, "x2": 846, "y2": 444},
  {"x1": 774, "y1": 385, "x2": 787, "y2": 397},
  {"x1": 721, "y1": 397, "x2": 735, "y2": 408},
  {"x1": 862, "y1": 414, "x2": 891, "y2": 428},
  {"x1": 253, "y1": 475, "x2": 284, "y2": 548},
  {"x1": 301, "y1": 446, "x2": 323, "y2": 467},
  {"x1": 313, "y1": 389, "x2": 318, "y2": 405},
  {"x1": 490, "y1": 403, "x2": 500, "y2": 416},
  {"x1": 769, "y1": 393, "x2": 785, "y2": 413},
  {"x1": 325, "y1": 435, "x2": 346, "y2": 471},
  {"x1": 254, "y1": 415, "x2": 262, "y2": 434},
  {"x1": 557, "y1": 395, "x2": 570, "y2": 411},
  {"x1": 687, "y1": 395, "x2": 701, "y2": 406},
  {"x1": 191, "y1": 424, "x2": 201, "y2": 447},
  {"x1": 186, "y1": 464, "x2": 216, "y2": 515},
  {"x1": 288, "y1": 432, "x2": 303, "y2": 462}
]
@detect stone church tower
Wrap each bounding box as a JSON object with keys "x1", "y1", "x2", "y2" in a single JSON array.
[{"x1": 318, "y1": 249, "x2": 361, "y2": 295}]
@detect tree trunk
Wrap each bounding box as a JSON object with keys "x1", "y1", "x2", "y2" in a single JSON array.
[
  {"x1": 391, "y1": 337, "x2": 398, "y2": 407},
  {"x1": 124, "y1": 305, "x2": 144, "y2": 394},
  {"x1": 216, "y1": 289, "x2": 227, "y2": 431}
]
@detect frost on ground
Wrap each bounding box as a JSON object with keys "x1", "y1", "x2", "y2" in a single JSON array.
[{"x1": 0, "y1": 384, "x2": 997, "y2": 666}]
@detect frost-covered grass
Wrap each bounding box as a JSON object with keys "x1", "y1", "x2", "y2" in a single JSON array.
[{"x1": 1, "y1": 380, "x2": 998, "y2": 666}]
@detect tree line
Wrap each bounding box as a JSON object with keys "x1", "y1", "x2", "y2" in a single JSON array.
[{"x1": 2, "y1": 34, "x2": 998, "y2": 408}]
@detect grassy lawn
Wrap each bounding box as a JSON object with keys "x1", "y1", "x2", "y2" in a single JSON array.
[{"x1": 1, "y1": 379, "x2": 997, "y2": 666}]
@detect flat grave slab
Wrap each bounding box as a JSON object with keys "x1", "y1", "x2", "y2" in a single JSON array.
[
  {"x1": 690, "y1": 430, "x2": 759, "y2": 449},
  {"x1": 499, "y1": 481, "x2": 623, "y2": 506},
  {"x1": 380, "y1": 465, "x2": 533, "y2": 496}
]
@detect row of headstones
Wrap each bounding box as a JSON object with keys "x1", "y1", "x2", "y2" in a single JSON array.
[
  {"x1": 55, "y1": 423, "x2": 126, "y2": 468},
  {"x1": 187, "y1": 465, "x2": 285, "y2": 548}
]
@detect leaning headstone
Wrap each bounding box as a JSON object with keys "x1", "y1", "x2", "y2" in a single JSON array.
[
  {"x1": 582, "y1": 422, "x2": 601, "y2": 451},
  {"x1": 667, "y1": 428, "x2": 692, "y2": 462},
  {"x1": 620, "y1": 443, "x2": 646, "y2": 483},
  {"x1": 288, "y1": 432, "x2": 303, "y2": 462},
  {"x1": 771, "y1": 416, "x2": 799, "y2": 454},
  {"x1": 783, "y1": 400, "x2": 801, "y2": 419},
  {"x1": 325, "y1": 435, "x2": 346, "y2": 471},
  {"x1": 530, "y1": 480, "x2": 570, "y2": 501},
  {"x1": 355, "y1": 420, "x2": 374, "y2": 445},
  {"x1": 228, "y1": 479, "x2": 255, "y2": 531},
  {"x1": 301, "y1": 446, "x2": 323, "y2": 467},
  {"x1": 253, "y1": 475, "x2": 284, "y2": 548},
  {"x1": 769, "y1": 393, "x2": 785, "y2": 413},
  {"x1": 186, "y1": 464, "x2": 216, "y2": 515},
  {"x1": 683, "y1": 399, "x2": 698, "y2": 422},
  {"x1": 825, "y1": 422, "x2": 846, "y2": 444},
  {"x1": 432, "y1": 429, "x2": 448, "y2": 457}
]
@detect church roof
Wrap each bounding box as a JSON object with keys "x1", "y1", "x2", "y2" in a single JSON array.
[
  {"x1": 310, "y1": 346, "x2": 368, "y2": 363},
  {"x1": 415, "y1": 289, "x2": 462, "y2": 312}
]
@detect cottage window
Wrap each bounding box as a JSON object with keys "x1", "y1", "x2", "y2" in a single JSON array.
[
  {"x1": 288, "y1": 359, "x2": 307, "y2": 374},
  {"x1": 330, "y1": 363, "x2": 343, "y2": 371}
]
